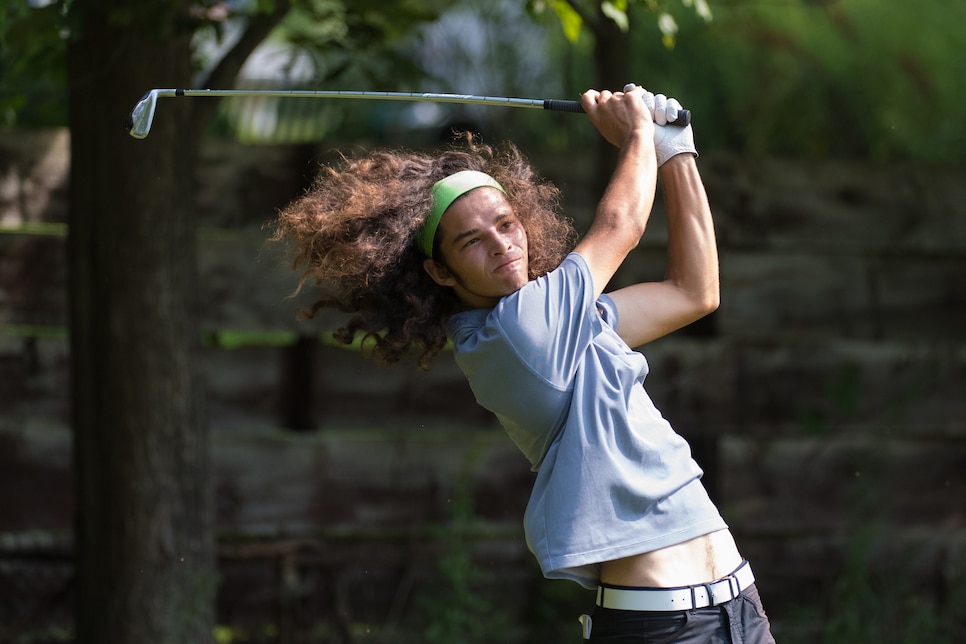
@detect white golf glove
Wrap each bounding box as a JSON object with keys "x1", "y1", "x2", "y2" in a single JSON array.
[{"x1": 624, "y1": 83, "x2": 697, "y2": 167}]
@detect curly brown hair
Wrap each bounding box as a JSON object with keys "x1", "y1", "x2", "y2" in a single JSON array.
[{"x1": 273, "y1": 137, "x2": 577, "y2": 370}]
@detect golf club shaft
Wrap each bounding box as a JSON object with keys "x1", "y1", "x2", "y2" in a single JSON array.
[{"x1": 128, "y1": 88, "x2": 691, "y2": 139}]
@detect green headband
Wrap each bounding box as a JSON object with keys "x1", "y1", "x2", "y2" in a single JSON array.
[{"x1": 419, "y1": 170, "x2": 506, "y2": 258}]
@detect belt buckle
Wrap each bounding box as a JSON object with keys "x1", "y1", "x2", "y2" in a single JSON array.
[
  {"x1": 707, "y1": 574, "x2": 740, "y2": 607},
  {"x1": 706, "y1": 580, "x2": 724, "y2": 607}
]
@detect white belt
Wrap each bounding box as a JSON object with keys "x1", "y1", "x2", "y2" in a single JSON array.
[{"x1": 596, "y1": 561, "x2": 755, "y2": 612}]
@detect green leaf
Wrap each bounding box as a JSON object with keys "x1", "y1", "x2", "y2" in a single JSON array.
[
  {"x1": 602, "y1": 1, "x2": 628, "y2": 32},
  {"x1": 550, "y1": 0, "x2": 583, "y2": 43},
  {"x1": 657, "y1": 11, "x2": 677, "y2": 49},
  {"x1": 681, "y1": 0, "x2": 713, "y2": 23}
]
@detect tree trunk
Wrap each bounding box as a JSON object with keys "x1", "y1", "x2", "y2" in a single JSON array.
[{"x1": 67, "y1": 2, "x2": 214, "y2": 642}]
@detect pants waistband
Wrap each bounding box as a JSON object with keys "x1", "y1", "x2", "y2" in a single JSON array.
[{"x1": 596, "y1": 560, "x2": 755, "y2": 612}]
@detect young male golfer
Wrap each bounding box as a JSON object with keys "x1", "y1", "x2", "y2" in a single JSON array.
[{"x1": 275, "y1": 84, "x2": 775, "y2": 642}]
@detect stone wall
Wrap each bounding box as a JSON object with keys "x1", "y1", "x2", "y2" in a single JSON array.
[{"x1": 1, "y1": 129, "x2": 964, "y2": 640}]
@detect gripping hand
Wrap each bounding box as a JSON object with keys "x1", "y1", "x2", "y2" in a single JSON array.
[{"x1": 624, "y1": 84, "x2": 697, "y2": 166}]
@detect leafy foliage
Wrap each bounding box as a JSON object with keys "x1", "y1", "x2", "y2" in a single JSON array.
[
  {"x1": 626, "y1": 0, "x2": 966, "y2": 162},
  {"x1": 199, "y1": 0, "x2": 456, "y2": 142},
  {"x1": 528, "y1": 0, "x2": 711, "y2": 47},
  {"x1": 3, "y1": 0, "x2": 962, "y2": 160},
  {"x1": 532, "y1": 0, "x2": 965, "y2": 162},
  {"x1": 271, "y1": 0, "x2": 451, "y2": 84},
  {"x1": 0, "y1": 0, "x2": 454, "y2": 130},
  {"x1": 0, "y1": 1, "x2": 69, "y2": 126}
]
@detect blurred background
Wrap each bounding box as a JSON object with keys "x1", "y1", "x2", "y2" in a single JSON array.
[{"x1": 1, "y1": 0, "x2": 963, "y2": 642}]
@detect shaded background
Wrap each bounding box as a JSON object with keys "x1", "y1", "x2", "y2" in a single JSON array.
[{"x1": 1, "y1": 1, "x2": 964, "y2": 642}]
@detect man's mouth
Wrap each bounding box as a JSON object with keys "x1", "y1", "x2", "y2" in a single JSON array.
[{"x1": 494, "y1": 257, "x2": 521, "y2": 273}]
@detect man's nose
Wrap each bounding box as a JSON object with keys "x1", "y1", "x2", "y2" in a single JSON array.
[{"x1": 488, "y1": 232, "x2": 512, "y2": 254}]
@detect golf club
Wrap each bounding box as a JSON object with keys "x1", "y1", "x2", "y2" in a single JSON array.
[{"x1": 127, "y1": 88, "x2": 691, "y2": 139}]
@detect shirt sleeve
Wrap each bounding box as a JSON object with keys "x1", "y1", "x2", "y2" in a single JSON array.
[
  {"x1": 493, "y1": 252, "x2": 605, "y2": 388},
  {"x1": 597, "y1": 291, "x2": 619, "y2": 330}
]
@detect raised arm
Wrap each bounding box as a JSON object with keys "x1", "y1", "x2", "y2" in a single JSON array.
[
  {"x1": 573, "y1": 87, "x2": 658, "y2": 300},
  {"x1": 578, "y1": 85, "x2": 718, "y2": 348},
  {"x1": 608, "y1": 153, "x2": 719, "y2": 348}
]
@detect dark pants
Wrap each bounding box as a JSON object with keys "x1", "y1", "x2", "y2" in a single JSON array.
[{"x1": 583, "y1": 584, "x2": 775, "y2": 643}]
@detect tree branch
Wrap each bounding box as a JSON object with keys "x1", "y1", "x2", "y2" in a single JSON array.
[
  {"x1": 204, "y1": 0, "x2": 292, "y2": 89},
  {"x1": 191, "y1": 0, "x2": 293, "y2": 132}
]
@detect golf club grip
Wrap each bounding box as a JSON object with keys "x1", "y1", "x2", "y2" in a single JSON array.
[
  {"x1": 543, "y1": 99, "x2": 691, "y2": 127},
  {"x1": 542, "y1": 99, "x2": 585, "y2": 113}
]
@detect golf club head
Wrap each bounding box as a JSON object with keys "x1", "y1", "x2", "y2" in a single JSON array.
[{"x1": 127, "y1": 89, "x2": 159, "y2": 139}]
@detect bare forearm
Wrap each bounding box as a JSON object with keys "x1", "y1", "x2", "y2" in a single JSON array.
[
  {"x1": 660, "y1": 154, "x2": 719, "y2": 311},
  {"x1": 576, "y1": 129, "x2": 658, "y2": 297},
  {"x1": 594, "y1": 130, "x2": 657, "y2": 242}
]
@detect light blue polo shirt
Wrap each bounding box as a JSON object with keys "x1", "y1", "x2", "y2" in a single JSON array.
[{"x1": 445, "y1": 252, "x2": 727, "y2": 589}]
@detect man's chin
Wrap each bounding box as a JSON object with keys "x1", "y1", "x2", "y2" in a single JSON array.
[{"x1": 499, "y1": 271, "x2": 529, "y2": 294}]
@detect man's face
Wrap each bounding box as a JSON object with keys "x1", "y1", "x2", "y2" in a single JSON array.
[{"x1": 423, "y1": 187, "x2": 530, "y2": 309}]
